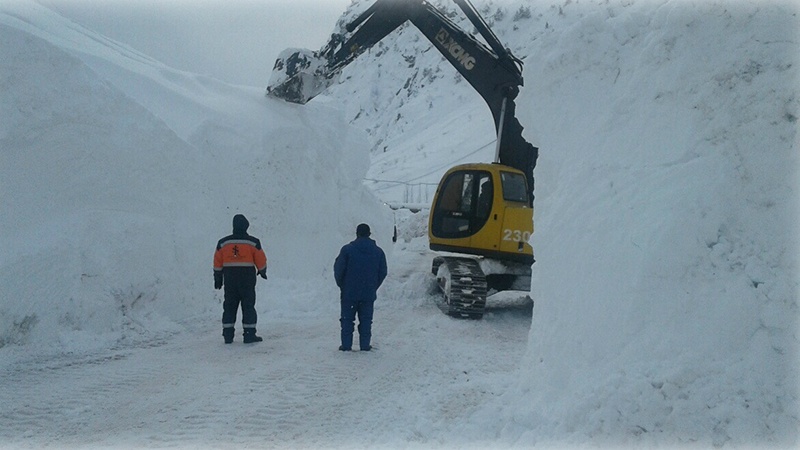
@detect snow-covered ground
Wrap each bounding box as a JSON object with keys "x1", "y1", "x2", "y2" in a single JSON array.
[{"x1": 1, "y1": 0, "x2": 798, "y2": 448}]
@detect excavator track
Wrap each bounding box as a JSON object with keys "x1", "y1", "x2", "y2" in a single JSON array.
[{"x1": 432, "y1": 256, "x2": 487, "y2": 319}]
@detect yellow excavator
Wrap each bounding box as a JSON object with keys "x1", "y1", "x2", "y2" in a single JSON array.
[{"x1": 266, "y1": 0, "x2": 538, "y2": 319}]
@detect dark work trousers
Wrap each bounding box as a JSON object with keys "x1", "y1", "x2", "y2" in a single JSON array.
[
  {"x1": 340, "y1": 298, "x2": 374, "y2": 350},
  {"x1": 222, "y1": 273, "x2": 257, "y2": 335}
]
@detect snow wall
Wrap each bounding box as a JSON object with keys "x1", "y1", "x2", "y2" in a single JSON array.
[
  {"x1": 510, "y1": 1, "x2": 799, "y2": 447},
  {"x1": 0, "y1": 1, "x2": 391, "y2": 352},
  {"x1": 325, "y1": 0, "x2": 799, "y2": 446}
]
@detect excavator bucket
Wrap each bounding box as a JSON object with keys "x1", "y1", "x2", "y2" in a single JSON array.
[{"x1": 265, "y1": 48, "x2": 337, "y2": 104}]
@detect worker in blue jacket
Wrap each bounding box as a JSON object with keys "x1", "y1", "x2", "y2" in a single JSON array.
[{"x1": 333, "y1": 223, "x2": 387, "y2": 351}]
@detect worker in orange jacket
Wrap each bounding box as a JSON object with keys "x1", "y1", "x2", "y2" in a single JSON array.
[{"x1": 214, "y1": 214, "x2": 267, "y2": 344}]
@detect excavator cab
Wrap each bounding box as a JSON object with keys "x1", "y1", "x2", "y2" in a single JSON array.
[
  {"x1": 429, "y1": 163, "x2": 533, "y2": 264},
  {"x1": 428, "y1": 163, "x2": 533, "y2": 319}
]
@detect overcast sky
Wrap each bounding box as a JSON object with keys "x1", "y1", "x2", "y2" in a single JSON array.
[{"x1": 39, "y1": 0, "x2": 353, "y2": 87}]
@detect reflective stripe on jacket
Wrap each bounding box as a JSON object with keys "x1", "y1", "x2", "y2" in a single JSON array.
[{"x1": 214, "y1": 235, "x2": 267, "y2": 273}]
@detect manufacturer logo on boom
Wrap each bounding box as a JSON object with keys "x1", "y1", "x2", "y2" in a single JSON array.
[{"x1": 435, "y1": 29, "x2": 476, "y2": 70}]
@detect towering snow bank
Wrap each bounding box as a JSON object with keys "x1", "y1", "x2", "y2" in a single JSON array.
[
  {"x1": 0, "y1": 2, "x2": 390, "y2": 352},
  {"x1": 510, "y1": 0, "x2": 798, "y2": 446}
]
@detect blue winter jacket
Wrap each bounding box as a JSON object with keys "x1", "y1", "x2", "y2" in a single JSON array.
[{"x1": 334, "y1": 237, "x2": 387, "y2": 303}]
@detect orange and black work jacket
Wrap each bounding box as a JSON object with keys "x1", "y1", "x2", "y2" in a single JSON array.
[{"x1": 213, "y1": 233, "x2": 267, "y2": 288}]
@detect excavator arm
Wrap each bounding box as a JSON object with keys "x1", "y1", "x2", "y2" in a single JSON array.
[{"x1": 266, "y1": 0, "x2": 538, "y2": 201}]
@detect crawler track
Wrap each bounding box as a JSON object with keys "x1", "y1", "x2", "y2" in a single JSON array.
[{"x1": 432, "y1": 256, "x2": 487, "y2": 319}]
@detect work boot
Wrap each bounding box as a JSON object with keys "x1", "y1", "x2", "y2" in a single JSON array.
[
  {"x1": 222, "y1": 328, "x2": 234, "y2": 344},
  {"x1": 243, "y1": 330, "x2": 263, "y2": 344}
]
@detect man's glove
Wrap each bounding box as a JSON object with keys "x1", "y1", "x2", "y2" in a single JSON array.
[
  {"x1": 214, "y1": 272, "x2": 223, "y2": 290},
  {"x1": 258, "y1": 269, "x2": 268, "y2": 280}
]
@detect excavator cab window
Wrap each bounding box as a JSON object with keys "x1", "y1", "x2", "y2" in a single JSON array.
[
  {"x1": 431, "y1": 170, "x2": 492, "y2": 239},
  {"x1": 476, "y1": 175, "x2": 493, "y2": 219},
  {"x1": 500, "y1": 171, "x2": 528, "y2": 203}
]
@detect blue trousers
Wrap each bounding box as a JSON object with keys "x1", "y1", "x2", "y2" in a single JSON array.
[{"x1": 340, "y1": 298, "x2": 374, "y2": 350}]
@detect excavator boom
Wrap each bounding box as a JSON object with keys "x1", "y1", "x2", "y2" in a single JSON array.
[{"x1": 266, "y1": 0, "x2": 538, "y2": 202}]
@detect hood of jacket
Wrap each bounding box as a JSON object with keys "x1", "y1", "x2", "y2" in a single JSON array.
[{"x1": 232, "y1": 214, "x2": 249, "y2": 234}]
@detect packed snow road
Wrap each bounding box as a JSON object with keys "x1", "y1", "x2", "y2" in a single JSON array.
[{"x1": 0, "y1": 228, "x2": 532, "y2": 449}]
